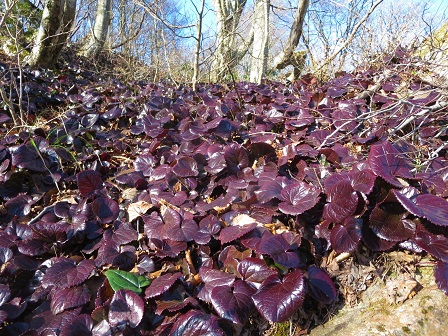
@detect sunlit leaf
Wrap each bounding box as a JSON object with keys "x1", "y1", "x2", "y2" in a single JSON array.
[
  {"x1": 252, "y1": 270, "x2": 305, "y2": 322},
  {"x1": 50, "y1": 285, "x2": 91, "y2": 315},
  {"x1": 105, "y1": 269, "x2": 151, "y2": 294},
  {"x1": 108, "y1": 289, "x2": 144, "y2": 328}
]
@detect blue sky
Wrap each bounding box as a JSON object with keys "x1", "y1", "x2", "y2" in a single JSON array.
[{"x1": 183, "y1": 0, "x2": 448, "y2": 31}]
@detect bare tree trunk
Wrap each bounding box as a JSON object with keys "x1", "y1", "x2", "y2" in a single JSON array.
[
  {"x1": 27, "y1": 0, "x2": 76, "y2": 68},
  {"x1": 249, "y1": 0, "x2": 269, "y2": 84},
  {"x1": 81, "y1": 0, "x2": 112, "y2": 58},
  {"x1": 273, "y1": 0, "x2": 309, "y2": 71},
  {"x1": 192, "y1": 0, "x2": 206, "y2": 90},
  {"x1": 212, "y1": 0, "x2": 252, "y2": 82}
]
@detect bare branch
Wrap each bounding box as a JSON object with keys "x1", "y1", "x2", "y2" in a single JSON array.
[{"x1": 316, "y1": 0, "x2": 384, "y2": 71}]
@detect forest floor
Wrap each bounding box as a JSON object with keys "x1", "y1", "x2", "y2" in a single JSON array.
[{"x1": 0, "y1": 47, "x2": 447, "y2": 335}]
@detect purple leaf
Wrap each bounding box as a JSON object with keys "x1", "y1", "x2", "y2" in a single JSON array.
[
  {"x1": 170, "y1": 310, "x2": 224, "y2": 336},
  {"x1": 332, "y1": 103, "x2": 357, "y2": 131},
  {"x1": 142, "y1": 114, "x2": 167, "y2": 138},
  {"x1": 253, "y1": 270, "x2": 305, "y2": 322},
  {"x1": 306, "y1": 266, "x2": 337, "y2": 304},
  {"x1": 151, "y1": 238, "x2": 187, "y2": 258},
  {"x1": 392, "y1": 188, "x2": 422, "y2": 216},
  {"x1": 414, "y1": 230, "x2": 448, "y2": 263},
  {"x1": 205, "y1": 152, "x2": 227, "y2": 174},
  {"x1": 327, "y1": 86, "x2": 346, "y2": 97},
  {"x1": 210, "y1": 280, "x2": 256, "y2": 325},
  {"x1": 0, "y1": 284, "x2": 11, "y2": 306},
  {"x1": 5, "y1": 194, "x2": 35, "y2": 217},
  {"x1": 108, "y1": 289, "x2": 144, "y2": 328},
  {"x1": 16, "y1": 239, "x2": 47, "y2": 256},
  {"x1": 163, "y1": 207, "x2": 181, "y2": 226},
  {"x1": 133, "y1": 154, "x2": 156, "y2": 176},
  {"x1": 324, "y1": 180, "x2": 359, "y2": 223},
  {"x1": 0, "y1": 247, "x2": 13, "y2": 266},
  {"x1": 213, "y1": 119, "x2": 237, "y2": 138},
  {"x1": 103, "y1": 105, "x2": 123, "y2": 119},
  {"x1": 166, "y1": 218, "x2": 199, "y2": 242},
  {"x1": 278, "y1": 182, "x2": 320, "y2": 215},
  {"x1": 219, "y1": 222, "x2": 258, "y2": 244},
  {"x1": 50, "y1": 285, "x2": 91, "y2": 315},
  {"x1": 0, "y1": 297, "x2": 27, "y2": 320},
  {"x1": 414, "y1": 195, "x2": 448, "y2": 226},
  {"x1": 11, "y1": 144, "x2": 47, "y2": 172},
  {"x1": 368, "y1": 142, "x2": 413, "y2": 187},
  {"x1": 95, "y1": 239, "x2": 120, "y2": 267},
  {"x1": 434, "y1": 261, "x2": 448, "y2": 295},
  {"x1": 13, "y1": 255, "x2": 41, "y2": 271},
  {"x1": 237, "y1": 258, "x2": 277, "y2": 288},
  {"x1": 145, "y1": 272, "x2": 182, "y2": 298},
  {"x1": 255, "y1": 180, "x2": 283, "y2": 203},
  {"x1": 54, "y1": 201, "x2": 71, "y2": 218},
  {"x1": 42, "y1": 258, "x2": 95, "y2": 289},
  {"x1": 330, "y1": 218, "x2": 362, "y2": 253},
  {"x1": 198, "y1": 267, "x2": 235, "y2": 303},
  {"x1": 156, "y1": 296, "x2": 198, "y2": 315},
  {"x1": 219, "y1": 245, "x2": 252, "y2": 272},
  {"x1": 76, "y1": 170, "x2": 103, "y2": 197},
  {"x1": 369, "y1": 203, "x2": 415, "y2": 242},
  {"x1": 224, "y1": 143, "x2": 249, "y2": 174},
  {"x1": 361, "y1": 224, "x2": 397, "y2": 252},
  {"x1": 256, "y1": 232, "x2": 300, "y2": 268},
  {"x1": 91, "y1": 197, "x2": 119, "y2": 224},
  {"x1": 30, "y1": 221, "x2": 71, "y2": 243},
  {"x1": 60, "y1": 314, "x2": 93, "y2": 336},
  {"x1": 30, "y1": 302, "x2": 81, "y2": 333},
  {"x1": 113, "y1": 221, "x2": 138, "y2": 244},
  {"x1": 173, "y1": 156, "x2": 199, "y2": 177},
  {"x1": 349, "y1": 169, "x2": 376, "y2": 194},
  {"x1": 196, "y1": 215, "x2": 222, "y2": 244}
]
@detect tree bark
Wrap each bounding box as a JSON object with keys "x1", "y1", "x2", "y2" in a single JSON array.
[
  {"x1": 192, "y1": 0, "x2": 206, "y2": 90},
  {"x1": 211, "y1": 0, "x2": 251, "y2": 82},
  {"x1": 28, "y1": 0, "x2": 76, "y2": 68},
  {"x1": 249, "y1": 0, "x2": 270, "y2": 84},
  {"x1": 81, "y1": 0, "x2": 112, "y2": 58},
  {"x1": 273, "y1": 0, "x2": 309, "y2": 71}
]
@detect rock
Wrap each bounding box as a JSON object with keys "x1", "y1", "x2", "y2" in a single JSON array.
[{"x1": 309, "y1": 265, "x2": 448, "y2": 336}]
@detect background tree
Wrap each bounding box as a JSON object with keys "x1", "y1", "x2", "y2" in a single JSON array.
[
  {"x1": 272, "y1": 0, "x2": 309, "y2": 80},
  {"x1": 0, "y1": 0, "x2": 42, "y2": 57},
  {"x1": 192, "y1": 0, "x2": 206, "y2": 90},
  {"x1": 249, "y1": 0, "x2": 270, "y2": 83},
  {"x1": 211, "y1": 0, "x2": 253, "y2": 81},
  {"x1": 81, "y1": 0, "x2": 111, "y2": 58},
  {"x1": 2, "y1": 0, "x2": 447, "y2": 84},
  {"x1": 27, "y1": 0, "x2": 76, "y2": 68}
]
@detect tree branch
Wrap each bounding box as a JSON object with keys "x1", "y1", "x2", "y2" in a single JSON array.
[{"x1": 315, "y1": 0, "x2": 384, "y2": 71}]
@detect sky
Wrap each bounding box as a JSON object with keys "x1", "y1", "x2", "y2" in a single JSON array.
[{"x1": 182, "y1": 0, "x2": 448, "y2": 33}]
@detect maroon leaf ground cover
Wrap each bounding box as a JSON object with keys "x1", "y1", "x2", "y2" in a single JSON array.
[{"x1": 0, "y1": 49, "x2": 447, "y2": 334}]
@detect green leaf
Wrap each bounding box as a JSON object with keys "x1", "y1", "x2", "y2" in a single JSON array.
[{"x1": 105, "y1": 269, "x2": 151, "y2": 294}]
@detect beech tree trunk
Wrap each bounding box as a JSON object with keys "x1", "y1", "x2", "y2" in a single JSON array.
[
  {"x1": 249, "y1": 0, "x2": 270, "y2": 84},
  {"x1": 28, "y1": 0, "x2": 76, "y2": 68},
  {"x1": 273, "y1": 0, "x2": 309, "y2": 72},
  {"x1": 192, "y1": 0, "x2": 206, "y2": 90},
  {"x1": 81, "y1": 0, "x2": 112, "y2": 58},
  {"x1": 211, "y1": 0, "x2": 252, "y2": 82}
]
